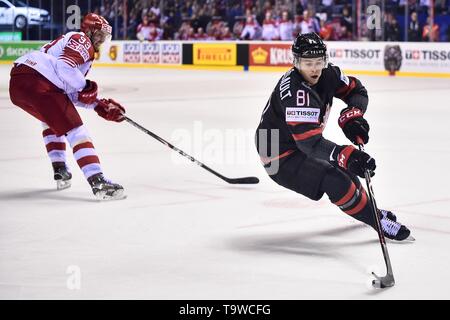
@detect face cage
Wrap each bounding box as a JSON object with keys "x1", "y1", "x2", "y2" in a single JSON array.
[
  {"x1": 91, "y1": 29, "x2": 112, "y2": 47},
  {"x1": 293, "y1": 54, "x2": 329, "y2": 71}
]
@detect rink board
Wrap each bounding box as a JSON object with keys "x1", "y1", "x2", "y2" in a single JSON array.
[{"x1": 1, "y1": 40, "x2": 450, "y2": 77}]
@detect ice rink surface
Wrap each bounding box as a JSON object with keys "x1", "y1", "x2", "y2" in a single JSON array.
[{"x1": 1, "y1": 64, "x2": 449, "y2": 299}]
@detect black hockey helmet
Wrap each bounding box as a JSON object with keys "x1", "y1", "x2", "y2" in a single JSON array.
[
  {"x1": 292, "y1": 32, "x2": 328, "y2": 70},
  {"x1": 292, "y1": 32, "x2": 327, "y2": 58}
]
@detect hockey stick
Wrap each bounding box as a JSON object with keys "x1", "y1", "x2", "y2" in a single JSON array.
[
  {"x1": 356, "y1": 137, "x2": 395, "y2": 288},
  {"x1": 124, "y1": 116, "x2": 259, "y2": 184}
]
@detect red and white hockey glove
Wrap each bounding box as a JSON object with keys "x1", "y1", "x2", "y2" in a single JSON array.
[
  {"x1": 78, "y1": 80, "x2": 98, "y2": 104},
  {"x1": 95, "y1": 98, "x2": 126, "y2": 122},
  {"x1": 338, "y1": 107, "x2": 370, "y2": 145},
  {"x1": 333, "y1": 145, "x2": 376, "y2": 178}
]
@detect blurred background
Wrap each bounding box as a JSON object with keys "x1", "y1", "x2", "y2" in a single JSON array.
[{"x1": 0, "y1": 0, "x2": 448, "y2": 42}]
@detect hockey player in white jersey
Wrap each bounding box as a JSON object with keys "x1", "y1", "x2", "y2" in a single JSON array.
[{"x1": 9, "y1": 13, "x2": 126, "y2": 200}]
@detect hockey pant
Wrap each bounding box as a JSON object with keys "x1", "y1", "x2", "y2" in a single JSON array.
[{"x1": 265, "y1": 150, "x2": 377, "y2": 229}]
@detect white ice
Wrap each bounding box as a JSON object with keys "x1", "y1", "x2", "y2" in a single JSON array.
[{"x1": 1, "y1": 64, "x2": 449, "y2": 299}]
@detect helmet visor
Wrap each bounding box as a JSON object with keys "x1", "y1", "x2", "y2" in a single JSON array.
[
  {"x1": 294, "y1": 56, "x2": 328, "y2": 71},
  {"x1": 92, "y1": 29, "x2": 111, "y2": 49}
]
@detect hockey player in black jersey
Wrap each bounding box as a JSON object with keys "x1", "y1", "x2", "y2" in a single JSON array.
[{"x1": 256, "y1": 32, "x2": 412, "y2": 241}]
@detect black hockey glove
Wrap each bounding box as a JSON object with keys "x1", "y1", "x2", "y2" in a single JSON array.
[
  {"x1": 333, "y1": 145, "x2": 376, "y2": 178},
  {"x1": 338, "y1": 107, "x2": 370, "y2": 145}
]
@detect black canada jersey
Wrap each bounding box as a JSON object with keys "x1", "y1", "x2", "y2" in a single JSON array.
[{"x1": 256, "y1": 63, "x2": 368, "y2": 164}]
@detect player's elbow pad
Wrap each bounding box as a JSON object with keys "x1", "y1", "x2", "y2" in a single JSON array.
[
  {"x1": 55, "y1": 59, "x2": 86, "y2": 93},
  {"x1": 346, "y1": 94, "x2": 368, "y2": 113},
  {"x1": 346, "y1": 80, "x2": 368, "y2": 112}
]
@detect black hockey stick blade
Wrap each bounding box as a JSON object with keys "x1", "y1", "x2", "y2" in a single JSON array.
[
  {"x1": 372, "y1": 272, "x2": 395, "y2": 289},
  {"x1": 224, "y1": 176, "x2": 260, "y2": 184}
]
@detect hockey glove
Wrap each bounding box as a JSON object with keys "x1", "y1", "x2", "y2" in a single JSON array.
[
  {"x1": 95, "y1": 98, "x2": 126, "y2": 122},
  {"x1": 334, "y1": 145, "x2": 376, "y2": 178},
  {"x1": 338, "y1": 107, "x2": 370, "y2": 145},
  {"x1": 78, "y1": 80, "x2": 98, "y2": 104}
]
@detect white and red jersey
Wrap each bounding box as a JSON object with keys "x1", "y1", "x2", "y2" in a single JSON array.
[
  {"x1": 240, "y1": 18, "x2": 259, "y2": 40},
  {"x1": 279, "y1": 19, "x2": 294, "y2": 40},
  {"x1": 262, "y1": 19, "x2": 279, "y2": 40},
  {"x1": 15, "y1": 31, "x2": 94, "y2": 96},
  {"x1": 300, "y1": 18, "x2": 320, "y2": 34},
  {"x1": 137, "y1": 23, "x2": 161, "y2": 41}
]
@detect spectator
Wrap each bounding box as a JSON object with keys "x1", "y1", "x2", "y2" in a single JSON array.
[
  {"x1": 408, "y1": 11, "x2": 422, "y2": 41},
  {"x1": 340, "y1": 6, "x2": 353, "y2": 35},
  {"x1": 240, "y1": 14, "x2": 260, "y2": 40},
  {"x1": 220, "y1": 26, "x2": 234, "y2": 40},
  {"x1": 436, "y1": 0, "x2": 448, "y2": 14},
  {"x1": 292, "y1": 14, "x2": 303, "y2": 37},
  {"x1": 197, "y1": 8, "x2": 212, "y2": 32},
  {"x1": 244, "y1": 0, "x2": 254, "y2": 11},
  {"x1": 233, "y1": 16, "x2": 246, "y2": 39},
  {"x1": 261, "y1": 11, "x2": 279, "y2": 40},
  {"x1": 422, "y1": 16, "x2": 440, "y2": 41},
  {"x1": 136, "y1": 15, "x2": 152, "y2": 41},
  {"x1": 419, "y1": 0, "x2": 431, "y2": 13},
  {"x1": 295, "y1": 0, "x2": 306, "y2": 16},
  {"x1": 161, "y1": 9, "x2": 176, "y2": 40},
  {"x1": 319, "y1": 19, "x2": 333, "y2": 40},
  {"x1": 149, "y1": 0, "x2": 161, "y2": 18},
  {"x1": 397, "y1": 0, "x2": 420, "y2": 16},
  {"x1": 195, "y1": 27, "x2": 210, "y2": 40},
  {"x1": 176, "y1": 18, "x2": 192, "y2": 40},
  {"x1": 127, "y1": 10, "x2": 140, "y2": 40},
  {"x1": 62, "y1": 0, "x2": 449, "y2": 42},
  {"x1": 190, "y1": 13, "x2": 201, "y2": 32},
  {"x1": 339, "y1": 24, "x2": 353, "y2": 40},
  {"x1": 384, "y1": 13, "x2": 401, "y2": 41},
  {"x1": 279, "y1": 10, "x2": 294, "y2": 41},
  {"x1": 227, "y1": 2, "x2": 243, "y2": 29},
  {"x1": 321, "y1": 0, "x2": 334, "y2": 19},
  {"x1": 300, "y1": 9, "x2": 320, "y2": 34},
  {"x1": 207, "y1": 16, "x2": 224, "y2": 40},
  {"x1": 186, "y1": 27, "x2": 196, "y2": 40},
  {"x1": 257, "y1": 1, "x2": 273, "y2": 26}
]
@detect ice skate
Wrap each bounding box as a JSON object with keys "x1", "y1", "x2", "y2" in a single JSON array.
[
  {"x1": 380, "y1": 214, "x2": 415, "y2": 242},
  {"x1": 379, "y1": 209, "x2": 397, "y2": 222},
  {"x1": 88, "y1": 173, "x2": 126, "y2": 200},
  {"x1": 53, "y1": 162, "x2": 72, "y2": 190}
]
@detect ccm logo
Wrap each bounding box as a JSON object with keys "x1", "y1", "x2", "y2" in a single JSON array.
[
  {"x1": 339, "y1": 109, "x2": 362, "y2": 123},
  {"x1": 287, "y1": 110, "x2": 319, "y2": 116},
  {"x1": 338, "y1": 153, "x2": 346, "y2": 167}
]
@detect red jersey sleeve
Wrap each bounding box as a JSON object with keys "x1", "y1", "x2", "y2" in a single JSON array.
[{"x1": 59, "y1": 34, "x2": 95, "y2": 68}]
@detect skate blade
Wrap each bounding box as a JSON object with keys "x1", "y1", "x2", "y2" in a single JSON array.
[
  {"x1": 56, "y1": 180, "x2": 71, "y2": 190},
  {"x1": 387, "y1": 235, "x2": 416, "y2": 243},
  {"x1": 94, "y1": 189, "x2": 127, "y2": 201}
]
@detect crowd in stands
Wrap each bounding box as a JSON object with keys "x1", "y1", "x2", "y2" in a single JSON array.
[{"x1": 91, "y1": 0, "x2": 450, "y2": 42}]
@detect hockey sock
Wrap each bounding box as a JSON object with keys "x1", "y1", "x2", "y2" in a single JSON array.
[
  {"x1": 66, "y1": 125, "x2": 102, "y2": 180},
  {"x1": 321, "y1": 166, "x2": 376, "y2": 228},
  {"x1": 42, "y1": 123, "x2": 68, "y2": 167}
]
